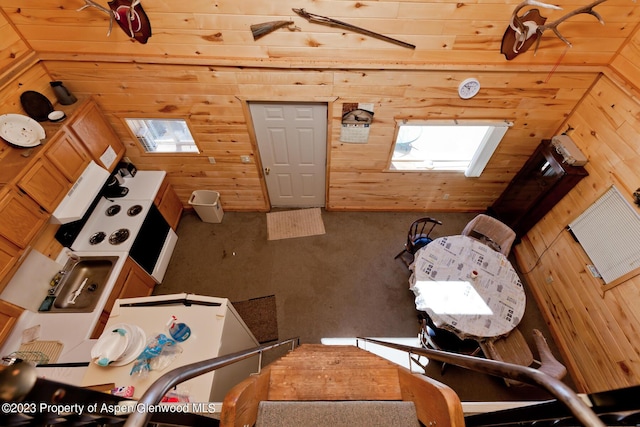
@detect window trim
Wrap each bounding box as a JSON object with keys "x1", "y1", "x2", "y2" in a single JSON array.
[
  {"x1": 121, "y1": 116, "x2": 201, "y2": 155},
  {"x1": 388, "y1": 119, "x2": 513, "y2": 177}
]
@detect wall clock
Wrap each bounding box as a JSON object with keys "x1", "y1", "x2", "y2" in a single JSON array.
[{"x1": 458, "y1": 78, "x2": 480, "y2": 99}]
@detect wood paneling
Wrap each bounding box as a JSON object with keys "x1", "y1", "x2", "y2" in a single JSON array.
[
  {"x1": 2, "y1": 0, "x2": 638, "y2": 67},
  {"x1": 0, "y1": 9, "x2": 31, "y2": 77},
  {"x1": 41, "y1": 60, "x2": 599, "y2": 211},
  {"x1": 514, "y1": 74, "x2": 640, "y2": 394}
]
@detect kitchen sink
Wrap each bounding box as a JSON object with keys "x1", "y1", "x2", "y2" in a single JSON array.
[{"x1": 43, "y1": 256, "x2": 120, "y2": 313}]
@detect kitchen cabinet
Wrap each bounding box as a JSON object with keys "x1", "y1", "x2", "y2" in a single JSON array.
[
  {"x1": 0, "y1": 187, "x2": 48, "y2": 248},
  {"x1": 44, "y1": 127, "x2": 91, "y2": 182},
  {"x1": 68, "y1": 100, "x2": 125, "y2": 172},
  {"x1": 0, "y1": 237, "x2": 21, "y2": 287},
  {"x1": 0, "y1": 299, "x2": 24, "y2": 346},
  {"x1": 91, "y1": 256, "x2": 156, "y2": 338},
  {"x1": 17, "y1": 158, "x2": 71, "y2": 213},
  {"x1": 489, "y1": 139, "x2": 588, "y2": 239},
  {"x1": 154, "y1": 177, "x2": 183, "y2": 231}
]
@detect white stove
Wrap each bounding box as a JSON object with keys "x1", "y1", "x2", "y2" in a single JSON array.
[
  {"x1": 70, "y1": 197, "x2": 153, "y2": 253},
  {"x1": 63, "y1": 170, "x2": 178, "y2": 284}
]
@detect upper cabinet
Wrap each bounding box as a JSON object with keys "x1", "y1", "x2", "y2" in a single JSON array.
[
  {"x1": 45, "y1": 127, "x2": 91, "y2": 182},
  {"x1": 0, "y1": 187, "x2": 48, "y2": 248},
  {"x1": 17, "y1": 157, "x2": 71, "y2": 213},
  {"x1": 68, "y1": 100, "x2": 125, "y2": 172}
]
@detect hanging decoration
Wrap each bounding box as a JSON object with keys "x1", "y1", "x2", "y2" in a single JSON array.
[
  {"x1": 250, "y1": 20, "x2": 301, "y2": 40},
  {"x1": 292, "y1": 8, "x2": 416, "y2": 50},
  {"x1": 78, "y1": 0, "x2": 152, "y2": 44},
  {"x1": 501, "y1": 0, "x2": 609, "y2": 60}
]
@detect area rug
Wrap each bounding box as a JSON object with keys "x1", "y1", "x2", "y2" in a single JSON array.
[
  {"x1": 232, "y1": 295, "x2": 278, "y2": 343},
  {"x1": 266, "y1": 208, "x2": 326, "y2": 241}
]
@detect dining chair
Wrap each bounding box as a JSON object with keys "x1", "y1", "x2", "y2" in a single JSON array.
[
  {"x1": 395, "y1": 217, "x2": 442, "y2": 267},
  {"x1": 461, "y1": 214, "x2": 516, "y2": 256},
  {"x1": 418, "y1": 313, "x2": 480, "y2": 375},
  {"x1": 479, "y1": 328, "x2": 567, "y2": 386}
]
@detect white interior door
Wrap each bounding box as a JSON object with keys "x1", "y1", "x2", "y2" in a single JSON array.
[{"x1": 250, "y1": 102, "x2": 327, "y2": 208}]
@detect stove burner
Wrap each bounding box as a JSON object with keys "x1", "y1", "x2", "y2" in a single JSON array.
[
  {"x1": 105, "y1": 205, "x2": 121, "y2": 217},
  {"x1": 89, "y1": 231, "x2": 106, "y2": 245},
  {"x1": 128, "y1": 205, "x2": 143, "y2": 217},
  {"x1": 109, "y1": 228, "x2": 130, "y2": 245}
]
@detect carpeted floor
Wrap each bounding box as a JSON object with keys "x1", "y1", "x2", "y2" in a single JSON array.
[
  {"x1": 156, "y1": 209, "x2": 576, "y2": 401},
  {"x1": 232, "y1": 295, "x2": 278, "y2": 343}
]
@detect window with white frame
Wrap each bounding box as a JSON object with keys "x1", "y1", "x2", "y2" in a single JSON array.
[
  {"x1": 389, "y1": 120, "x2": 512, "y2": 177},
  {"x1": 125, "y1": 118, "x2": 199, "y2": 153}
]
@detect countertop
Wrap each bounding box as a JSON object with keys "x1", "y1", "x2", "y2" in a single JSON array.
[
  {"x1": 0, "y1": 250, "x2": 128, "y2": 364},
  {"x1": 0, "y1": 170, "x2": 168, "y2": 374}
]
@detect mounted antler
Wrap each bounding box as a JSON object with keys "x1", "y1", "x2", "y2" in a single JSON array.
[
  {"x1": 78, "y1": 0, "x2": 151, "y2": 44},
  {"x1": 77, "y1": 0, "x2": 115, "y2": 36},
  {"x1": 501, "y1": 0, "x2": 610, "y2": 60}
]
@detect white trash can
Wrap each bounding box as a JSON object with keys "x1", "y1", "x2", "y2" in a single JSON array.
[{"x1": 189, "y1": 190, "x2": 224, "y2": 223}]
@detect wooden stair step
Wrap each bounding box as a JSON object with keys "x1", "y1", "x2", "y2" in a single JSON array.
[
  {"x1": 256, "y1": 401, "x2": 420, "y2": 427},
  {"x1": 267, "y1": 345, "x2": 403, "y2": 401},
  {"x1": 268, "y1": 366, "x2": 403, "y2": 400}
]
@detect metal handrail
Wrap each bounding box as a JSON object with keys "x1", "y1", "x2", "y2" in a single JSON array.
[
  {"x1": 123, "y1": 337, "x2": 299, "y2": 427},
  {"x1": 357, "y1": 337, "x2": 604, "y2": 427}
]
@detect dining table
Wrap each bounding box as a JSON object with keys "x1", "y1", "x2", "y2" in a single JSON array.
[{"x1": 409, "y1": 235, "x2": 526, "y2": 340}]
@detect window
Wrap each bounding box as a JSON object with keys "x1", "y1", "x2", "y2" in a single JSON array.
[
  {"x1": 390, "y1": 120, "x2": 512, "y2": 177},
  {"x1": 125, "y1": 118, "x2": 199, "y2": 153}
]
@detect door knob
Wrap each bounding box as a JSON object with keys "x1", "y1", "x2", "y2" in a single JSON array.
[{"x1": 264, "y1": 167, "x2": 270, "y2": 175}]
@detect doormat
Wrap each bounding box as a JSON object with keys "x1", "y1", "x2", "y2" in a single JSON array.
[
  {"x1": 266, "y1": 208, "x2": 325, "y2": 241},
  {"x1": 232, "y1": 295, "x2": 278, "y2": 343}
]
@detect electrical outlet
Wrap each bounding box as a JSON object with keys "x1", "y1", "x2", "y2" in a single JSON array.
[
  {"x1": 208, "y1": 156, "x2": 216, "y2": 164},
  {"x1": 240, "y1": 155, "x2": 251, "y2": 164}
]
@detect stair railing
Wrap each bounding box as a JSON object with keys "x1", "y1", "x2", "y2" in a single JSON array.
[
  {"x1": 123, "y1": 337, "x2": 299, "y2": 427},
  {"x1": 356, "y1": 337, "x2": 604, "y2": 427}
]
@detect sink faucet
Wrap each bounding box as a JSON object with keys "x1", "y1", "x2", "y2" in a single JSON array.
[{"x1": 66, "y1": 250, "x2": 80, "y2": 263}]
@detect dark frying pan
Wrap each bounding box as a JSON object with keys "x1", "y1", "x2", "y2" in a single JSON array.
[{"x1": 20, "y1": 91, "x2": 54, "y2": 122}]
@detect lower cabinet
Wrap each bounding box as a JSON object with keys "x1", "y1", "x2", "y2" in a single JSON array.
[
  {"x1": 154, "y1": 178, "x2": 183, "y2": 231},
  {"x1": 0, "y1": 237, "x2": 21, "y2": 286},
  {"x1": 0, "y1": 299, "x2": 24, "y2": 346},
  {"x1": 91, "y1": 257, "x2": 156, "y2": 338}
]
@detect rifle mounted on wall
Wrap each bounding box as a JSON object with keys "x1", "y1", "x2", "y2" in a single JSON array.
[{"x1": 292, "y1": 8, "x2": 415, "y2": 50}]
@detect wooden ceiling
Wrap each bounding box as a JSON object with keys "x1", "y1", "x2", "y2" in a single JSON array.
[{"x1": 2, "y1": 0, "x2": 639, "y2": 69}]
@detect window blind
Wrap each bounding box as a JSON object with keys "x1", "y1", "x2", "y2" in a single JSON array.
[{"x1": 568, "y1": 185, "x2": 640, "y2": 284}]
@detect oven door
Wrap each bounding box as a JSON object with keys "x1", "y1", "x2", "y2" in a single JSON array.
[{"x1": 129, "y1": 204, "x2": 177, "y2": 283}]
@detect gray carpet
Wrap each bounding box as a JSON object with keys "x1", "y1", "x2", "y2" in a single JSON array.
[{"x1": 156, "y1": 209, "x2": 575, "y2": 401}]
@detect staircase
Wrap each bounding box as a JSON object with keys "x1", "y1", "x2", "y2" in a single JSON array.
[
  {"x1": 7, "y1": 338, "x2": 632, "y2": 426},
  {"x1": 221, "y1": 343, "x2": 465, "y2": 426}
]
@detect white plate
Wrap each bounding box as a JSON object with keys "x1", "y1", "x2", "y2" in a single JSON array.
[
  {"x1": 91, "y1": 327, "x2": 130, "y2": 367},
  {"x1": 110, "y1": 324, "x2": 147, "y2": 367},
  {"x1": 0, "y1": 113, "x2": 46, "y2": 147}
]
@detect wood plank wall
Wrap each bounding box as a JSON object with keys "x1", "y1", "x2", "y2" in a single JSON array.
[
  {"x1": 42, "y1": 60, "x2": 599, "y2": 211},
  {"x1": 514, "y1": 73, "x2": 640, "y2": 394},
  {"x1": 2, "y1": 0, "x2": 638, "y2": 66},
  {"x1": 0, "y1": 9, "x2": 31, "y2": 75}
]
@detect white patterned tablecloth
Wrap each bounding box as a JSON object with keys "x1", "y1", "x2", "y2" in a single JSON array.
[{"x1": 409, "y1": 235, "x2": 526, "y2": 339}]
